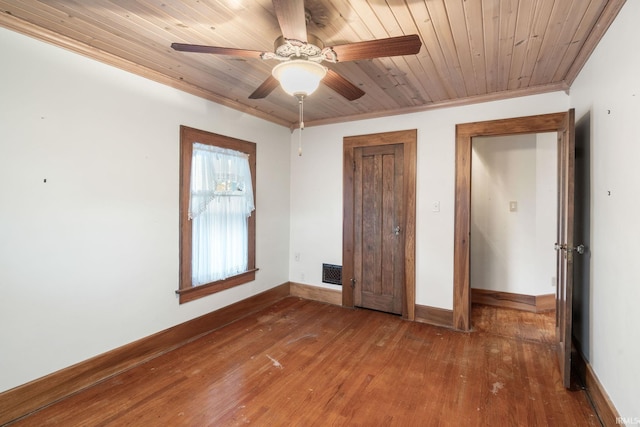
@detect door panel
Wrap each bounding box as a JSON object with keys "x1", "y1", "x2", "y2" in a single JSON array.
[
  {"x1": 354, "y1": 144, "x2": 404, "y2": 314},
  {"x1": 343, "y1": 129, "x2": 417, "y2": 319},
  {"x1": 572, "y1": 114, "x2": 591, "y2": 356},
  {"x1": 556, "y1": 109, "x2": 575, "y2": 388}
]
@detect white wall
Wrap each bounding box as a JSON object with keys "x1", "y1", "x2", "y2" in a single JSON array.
[
  {"x1": 289, "y1": 92, "x2": 569, "y2": 310},
  {"x1": 0, "y1": 28, "x2": 291, "y2": 392},
  {"x1": 569, "y1": 0, "x2": 640, "y2": 420},
  {"x1": 535, "y1": 132, "x2": 558, "y2": 296},
  {"x1": 470, "y1": 133, "x2": 556, "y2": 296}
]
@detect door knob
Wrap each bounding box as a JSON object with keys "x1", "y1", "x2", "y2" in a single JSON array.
[{"x1": 394, "y1": 226, "x2": 401, "y2": 235}]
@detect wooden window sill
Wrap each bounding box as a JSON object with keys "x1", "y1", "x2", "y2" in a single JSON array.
[{"x1": 176, "y1": 269, "x2": 258, "y2": 304}]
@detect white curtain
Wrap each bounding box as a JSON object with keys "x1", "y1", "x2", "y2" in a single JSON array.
[{"x1": 189, "y1": 143, "x2": 254, "y2": 286}]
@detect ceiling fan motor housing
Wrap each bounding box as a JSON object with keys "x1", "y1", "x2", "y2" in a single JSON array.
[{"x1": 273, "y1": 34, "x2": 324, "y2": 61}]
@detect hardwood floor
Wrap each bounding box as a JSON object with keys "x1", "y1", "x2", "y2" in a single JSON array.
[
  {"x1": 471, "y1": 303, "x2": 556, "y2": 345},
  {"x1": 10, "y1": 298, "x2": 599, "y2": 426}
]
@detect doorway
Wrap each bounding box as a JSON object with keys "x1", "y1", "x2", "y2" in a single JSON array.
[
  {"x1": 453, "y1": 110, "x2": 576, "y2": 388},
  {"x1": 342, "y1": 129, "x2": 417, "y2": 320},
  {"x1": 453, "y1": 111, "x2": 574, "y2": 330},
  {"x1": 470, "y1": 133, "x2": 557, "y2": 311}
]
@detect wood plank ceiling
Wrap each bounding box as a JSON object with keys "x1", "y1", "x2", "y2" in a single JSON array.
[{"x1": 0, "y1": 0, "x2": 625, "y2": 128}]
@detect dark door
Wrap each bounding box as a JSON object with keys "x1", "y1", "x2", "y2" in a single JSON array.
[
  {"x1": 556, "y1": 109, "x2": 576, "y2": 388},
  {"x1": 353, "y1": 144, "x2": 404, "y2": 314},
  {"x1": 572, "y1": 113, "x2": 592, "y2": 359}
]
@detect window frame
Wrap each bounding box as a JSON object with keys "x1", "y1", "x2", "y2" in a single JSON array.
[{"x1": 177, "y1": 125, "x2": 257, "y2": 304}]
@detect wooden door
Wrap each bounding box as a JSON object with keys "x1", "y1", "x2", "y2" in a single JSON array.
[
  {"x1": 353, "y1": 144, "x2": 404, "y2": 314},
  {"x1": 572, "y1": 114, "x2": 591, "y2": 364},
  {"x1": 556, "y1": 109, "x2": 576, "y2": 388},
  {"x1": 342, "y1": 129, "x2": 417, "y2": 320}
]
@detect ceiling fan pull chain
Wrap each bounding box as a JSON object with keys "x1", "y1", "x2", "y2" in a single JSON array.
[{"x1": 298, "y1": 95, "x2": 305, "y2": 156}]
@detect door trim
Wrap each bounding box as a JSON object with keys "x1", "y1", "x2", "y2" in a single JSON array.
[
  {"x1": 454, "y1": 112, "x2": 568, "y2": 331},
  {"x1": 343, "y1": 129, "x2": 417, "y2": 320}
]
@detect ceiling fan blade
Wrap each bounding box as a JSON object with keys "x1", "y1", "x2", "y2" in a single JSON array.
[
  {"x1": 272, "y1": 0, "x2": 308, "y2": 42},
  {"x1": 171, "y1": 43, "x2": 264, "y2": 59},
  {"x1": 330, "y1": 35, "x2": 422, "y2": 62},
  {"x1": 323, "y1": 69, "x2": 365, "y2": 101},
  {"x1": 249, "y1": 75, "x2": 280, "y2": 99}
]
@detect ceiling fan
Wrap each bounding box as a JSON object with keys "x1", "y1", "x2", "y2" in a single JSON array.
[{"x1": 170, "y1": 0, "x2": 422, "y2": 102}]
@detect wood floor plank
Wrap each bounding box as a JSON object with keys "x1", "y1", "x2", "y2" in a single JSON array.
[
  {"x1": 10, "y1": 298, "x2": 599, "y2": 426},
  {"x1": 472, "y1": 303, "x2": 556, "y2": 345}
]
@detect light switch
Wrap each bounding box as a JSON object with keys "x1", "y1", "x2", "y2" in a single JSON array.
[
  {"x1": 432, "y1": 201, "x2": 440, "y2": 212},
  {"x1": 509, "y1": 201, "x2": 517, "y2": 212}
]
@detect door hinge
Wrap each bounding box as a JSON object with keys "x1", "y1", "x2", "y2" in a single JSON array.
[{"x1": 353, "y1": 160, "x2": 356, "y2": 171}]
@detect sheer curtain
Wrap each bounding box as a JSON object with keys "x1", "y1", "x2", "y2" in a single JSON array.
[{"x1": 189, "y1": 143, "x2": 255, "y2": 286}]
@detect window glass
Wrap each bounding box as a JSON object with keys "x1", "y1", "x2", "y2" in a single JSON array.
[{"x1": 189, "y1": 144, "x2": 254, "y2": 285}]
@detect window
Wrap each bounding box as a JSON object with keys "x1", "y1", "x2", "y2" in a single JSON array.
[{"x1": 177, "y1": 126, "x2": 256, "y2": 303}]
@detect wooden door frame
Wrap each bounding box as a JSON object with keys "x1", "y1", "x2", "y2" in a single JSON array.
[
  {"x1": 454, "y1": 112, "x2": 569, "y2": 331},
  {"x1": 343, "y1": 129, "x2": 417, "y2": 320}
]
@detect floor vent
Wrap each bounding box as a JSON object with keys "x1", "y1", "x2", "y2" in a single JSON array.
[{"x1": 322, "y1": 264, "x2": 342, "y2": 286}]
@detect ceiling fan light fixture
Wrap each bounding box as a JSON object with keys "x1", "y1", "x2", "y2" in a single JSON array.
[{"x1": 272, "y1": 59, "x2": 327, "y2": 97}]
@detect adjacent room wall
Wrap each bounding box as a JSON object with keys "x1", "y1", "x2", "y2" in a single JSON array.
[
  {"x1": 534, "y1": 133, "x2": 558, "y2": 298},
  {"x1": 0, "y1": 27, "x2": 292, "y2": 393},
  {"x1": 569, "y1": 0, "x2": 640, "y2": 420},
  {"x1": 470, "y1": 133, "x2": 557, "y2": 296}
]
